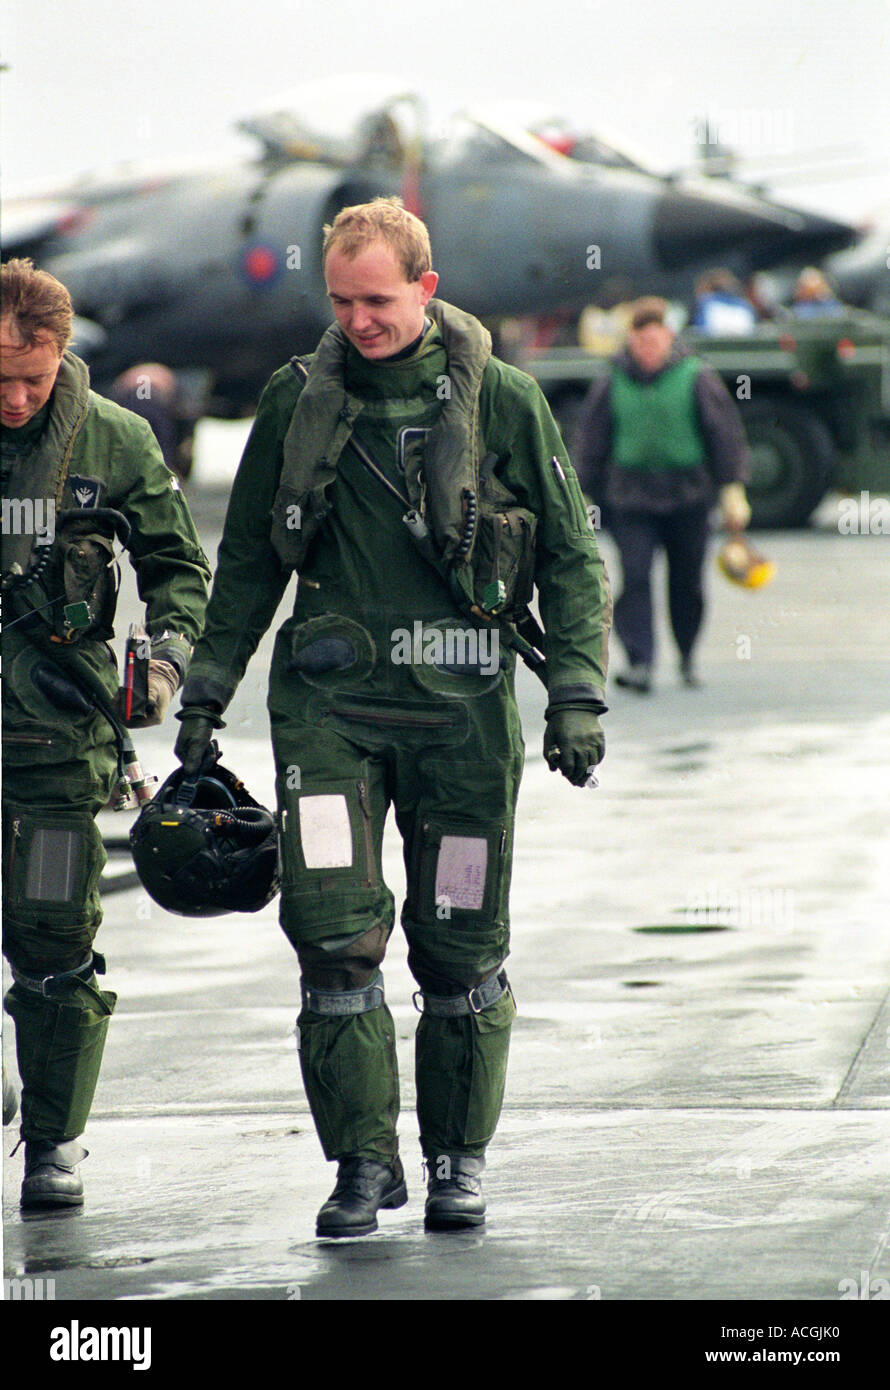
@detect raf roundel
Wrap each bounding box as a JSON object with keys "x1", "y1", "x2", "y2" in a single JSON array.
[{"x1": 242, "y1": 244, "x2": 283, "y2": 287}]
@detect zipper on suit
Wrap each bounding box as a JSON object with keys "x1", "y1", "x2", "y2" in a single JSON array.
[
  {"x1": 355, "y1": 780, "x2": 378, "y2": 890},
  {"x1": 328, "y1": 705, "x2": 455, "y2": 729},
  {"x1": 8, "y1": 817, "x2": 22, "y2": 883}
]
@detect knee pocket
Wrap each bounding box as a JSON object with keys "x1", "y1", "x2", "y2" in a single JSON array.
[
  {"x1": 406, "y1": 810, "x2": 512, "y2": 981},
  {"x1": 410, "y1": 816, "x2": 509, "y2": 923},
  {"x1": 3, "y1": 807, "x2": 104, "y2": 943},
  {"x1": 277, "y1": 773, "x2": 393, "y2": 947},
  {"x1": 406, "y1": 756, "x2": 519, "y2": 927}
]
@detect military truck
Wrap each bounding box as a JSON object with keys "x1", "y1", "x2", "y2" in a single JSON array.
[{"x1": 521, "y1": 311, "x2": 890, "y2": 527}]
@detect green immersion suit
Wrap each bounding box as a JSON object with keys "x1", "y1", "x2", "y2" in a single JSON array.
[
  {"x1": 182, "y1": 303, "x2": 610, "y2": 1165},
  {"x1": 1, "y1": 352, "x2": 210, "y2": 1142}
]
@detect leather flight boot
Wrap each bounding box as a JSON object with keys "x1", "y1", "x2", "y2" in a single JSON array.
[
  {"x1": 21, "y1": 1139, "x2": 88, "y2": 1210},
  {"x1": 424, "y1": 1154, "x2": 486, "y2": 1230},
  {"x1": 316, "y1": 1156, "x2": 408, "y2": 1238}
]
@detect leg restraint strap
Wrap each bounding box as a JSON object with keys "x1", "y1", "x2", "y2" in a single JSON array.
[
  {"x1": 302, "y1": 971, "x2": 385, "y2": 1016},
  {"x1": 413, "y1": 969, "x2": 510, "y2": 1018},
  {"x1": 10, "y1": 952, "x2": 105, "y2": 998}
]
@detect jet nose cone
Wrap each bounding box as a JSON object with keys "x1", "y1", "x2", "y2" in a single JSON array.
[{"x1": 654, "y1": 182, "x2": 858, "y2": 272}]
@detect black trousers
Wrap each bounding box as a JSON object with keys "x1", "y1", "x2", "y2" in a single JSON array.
[{"x1": 608, "y1": 504, "x2": 711, "y2": 666}]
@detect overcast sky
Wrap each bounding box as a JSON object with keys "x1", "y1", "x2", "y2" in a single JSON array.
[{"x1": 3, "y1": 0, "x2": 889, "y2": 223}]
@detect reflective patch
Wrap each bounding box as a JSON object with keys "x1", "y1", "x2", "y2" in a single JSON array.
[
  {"x1": 288, "y1": 614, "x2": 376, "y2": 689},
  {"x1": 289, "y1": 637, "x2": 356, "y2": 674},
  {"x1": 24, "y1": 828, "x2": 82, "y2": 902},
  {"x1": 299, "y1": 795, "x2": 353, "y2": 869},
  {"x1": 435, "y1": 836, "x2": 488, "y2": 911}
]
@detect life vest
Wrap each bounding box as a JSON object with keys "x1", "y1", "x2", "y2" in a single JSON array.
[
  {"x1": 611, "y1": 356, "x2": 706, "y2": 471},
  {"x1": 270, "y1": 299, "x2": 491, "y2": 571},
  {"x1": 2, "y1": 354, "x2": 128, "y2": 642}
]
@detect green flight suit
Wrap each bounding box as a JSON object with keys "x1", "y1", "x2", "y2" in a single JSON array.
[
  {"x1": 182, "y1": 303, "x2": 610, "y2": 1165},
  {"x1": 2, "y1": 351, "x2": 211, "y2": 1142}
]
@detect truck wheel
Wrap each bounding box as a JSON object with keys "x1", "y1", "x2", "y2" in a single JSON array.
[{"x1": 741, "y1": 396, "x2": 835, "y2": 528}]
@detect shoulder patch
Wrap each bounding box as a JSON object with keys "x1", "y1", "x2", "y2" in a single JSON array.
[{"x1": 67, "y1": 475, "x2": 103, "y2": 509}]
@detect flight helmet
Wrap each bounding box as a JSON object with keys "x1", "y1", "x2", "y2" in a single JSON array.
[{"x1": 129, "y1": 749, "x2": 279, "y2": 917}]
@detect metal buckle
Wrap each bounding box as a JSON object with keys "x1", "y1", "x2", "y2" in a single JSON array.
[
  {"x1": 412, "y1": 990, "x2": 425, "y2": 1014},
  {"x1": 467, "y1": 985, "x2": 485, "y2": 1014},
  {"x1": 15, "y1": 956, "x2": 94, "y2": 998}
]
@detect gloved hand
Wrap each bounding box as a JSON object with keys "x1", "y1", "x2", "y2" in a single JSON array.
[
  {"x1": 121, "y1": 660, "x2": 180, "y2": 728},
  {"x1": 544, "y1": 708, "x2": 605, "y2": 787},
  {"x1": 174, "y1": 705, "x2": 224, "y2": 775},
  {"x1": 719, "y1": 482, "x2": 751, "y2": 532}
]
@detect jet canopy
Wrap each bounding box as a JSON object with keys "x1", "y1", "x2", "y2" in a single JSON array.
[{"x1": 236, "y1": 82, "x2": 651, "y2": 178}]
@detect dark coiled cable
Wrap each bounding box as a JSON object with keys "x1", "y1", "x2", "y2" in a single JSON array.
[{"x1": 455, "y1": 489, "x2": 477, "y2": 558}]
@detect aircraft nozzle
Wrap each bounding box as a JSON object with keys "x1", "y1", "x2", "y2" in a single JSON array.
[{"x1": 654, "y1": 183, "x2": 858, "y2": 273}]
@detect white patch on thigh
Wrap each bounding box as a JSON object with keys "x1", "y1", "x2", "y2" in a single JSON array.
[
  {"x1": 299, "y1": 795, "x2": 353, "y2": 868},
  {"x1": 435, "y1": 836, "x2": 488, "y2": 911}
]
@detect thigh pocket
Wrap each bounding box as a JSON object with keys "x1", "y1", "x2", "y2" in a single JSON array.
[
  {"x1": 3, "y1": 809, "x2": 104, "y2": 927},
  {"x1": 280, "y1": 776, "x2": 379, "y2": 898},
  {"x1": 411, "y1": 816, "x2": 508, "y2": 929}
]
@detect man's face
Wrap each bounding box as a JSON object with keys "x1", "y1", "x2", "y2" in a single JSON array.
[
  {"x1": 0, "y1": 322, "x2": 63, "y2": 428},
  {"x1": 325, "y1": 240, "x2": 438, "y2": 359},
  {"x1": 627, "y1": 321, "x2": 674, "y2": 374}
]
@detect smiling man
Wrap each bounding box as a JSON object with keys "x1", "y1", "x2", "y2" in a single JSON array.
[
  {"x1": 175, "y1": 197, "x2": 611, "y2": 1238},
  {"x1": 326, "y1": 233, "x2": 438, "y2": 358}
]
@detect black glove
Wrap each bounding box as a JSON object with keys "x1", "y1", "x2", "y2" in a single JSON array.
[
  {"x1": 174, "y1": 706, "x2": 224, "y2": 776},
  {"x1": 544, "y1": 708, "x2": 605, "y2": 787}
]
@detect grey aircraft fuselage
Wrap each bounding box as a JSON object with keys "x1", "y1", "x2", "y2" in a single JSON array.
[
  {"x1": 826, "y1": 216, "x2": 890, "y2": 318},
  {"x1": 4, "y1": 121, "x2": 859, "y2": 414}
]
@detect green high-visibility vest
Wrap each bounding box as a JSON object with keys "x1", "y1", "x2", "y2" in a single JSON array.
[{"x1": 611, "y1": 356, "x2": 705, "y2": 471}]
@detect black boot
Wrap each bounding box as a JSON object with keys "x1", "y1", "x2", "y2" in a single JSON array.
[
  {"x1": 680, "y1": 656, "x2": 703, "y2": 688},
  {"x1": 424, "y1": 1154, "x2": 486, "y2": 1230},
  {"x1": 21, "y1": 1139, "x2": 88, "y2": 1210},
  {"x1": 316, "y1": 1156, "x2": 408, "y2": 1238}
]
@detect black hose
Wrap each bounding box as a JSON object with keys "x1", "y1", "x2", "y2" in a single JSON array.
[{"x1": 211, "y1": 809, "x2": 275, "y2": 842}]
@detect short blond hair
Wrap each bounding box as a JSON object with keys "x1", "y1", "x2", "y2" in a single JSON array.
[
  {"x1": 322, "y1": 196, "x2": 431, "y2": 281},
  {"x1": 1, "y1": 257, "x2": 73, "y2": 354}
]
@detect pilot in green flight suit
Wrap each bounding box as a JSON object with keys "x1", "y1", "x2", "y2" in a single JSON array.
[
  {"x1": 175, "y1": 198, "x2": 611, "y2": 1236},
  {"x1": 1, "y1": 258, "x2": 210, "y2": 1209}
]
